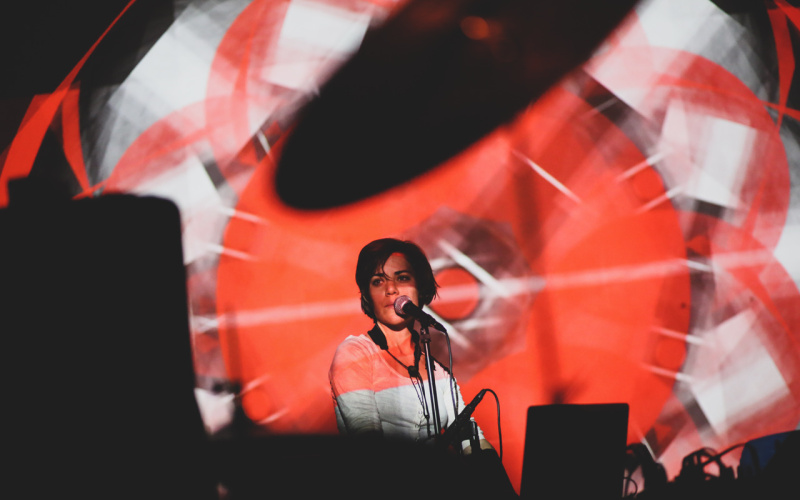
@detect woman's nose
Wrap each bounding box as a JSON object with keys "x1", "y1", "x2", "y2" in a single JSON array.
[{"x1": 385, "y1": 279, "x2": 397, "y2": 294}]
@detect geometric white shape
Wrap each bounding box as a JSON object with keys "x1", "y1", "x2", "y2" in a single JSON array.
[
  {"x1": 93, "y1": 0, "x2": 251, "y2": 176},
  {"x1": 681, "y1": 117, "x2": 754, "y2": 208},
  {"x1": 279, "y1": 0, "x2": 370, "y2": 54},
  {"x1": 194, "y1": 387, "x2": 235, "y2": 434},
  {"x1": 636, "y1": 0, "x2": 729, "y2": 51},
  {"x1": 701, "y1": 351, "x2": 790, "y2": 433},
  {"x1": 690, "y1": 311, "x2": 792, "y2": 434},
  {"x1": 774, "y1": 223, "x2": 800, "y2": 288},
  {"x1": 130, "y1": 155, "x2": 219, "y2": 216},
  {"x1": 437, "y1": 239, "x2": 514, "y2": 298},
  {"x1": 635, "y1": 0, "x2": 765, "y2": 96},
  {"x1": 265, "y1": 58, "x2": 329, "y2": 91},
  {"x1": 709, "y1": 308, "x2": 755, "y2": 355},
  {"x1": 264, "y1": 1, "x2": 372, "y2": 90}
]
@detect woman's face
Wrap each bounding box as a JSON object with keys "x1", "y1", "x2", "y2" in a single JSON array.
[{"x1": 369, "y1": 252, "x2": 419, "y2": 329}]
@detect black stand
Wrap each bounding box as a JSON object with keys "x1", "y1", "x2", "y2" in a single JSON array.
[{"x1": 419, "y1": 321, "x2": 443, "y2": 435}]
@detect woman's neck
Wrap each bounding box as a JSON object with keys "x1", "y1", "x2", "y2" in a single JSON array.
[{"x1": 376, "y1": 322, "x2": 415, "y2": 352}]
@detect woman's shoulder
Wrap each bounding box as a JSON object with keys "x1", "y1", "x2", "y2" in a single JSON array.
[
  {"x1": 330, "y1": 331, "x2": 382, "y2": 381},
  {"x1": 333, "y1": 332, "x2": 380, "y2": 359}
]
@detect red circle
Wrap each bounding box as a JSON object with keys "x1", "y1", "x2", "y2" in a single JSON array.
[{"x1": 430, "y1": 267, "x2": 481, "y2": 320}]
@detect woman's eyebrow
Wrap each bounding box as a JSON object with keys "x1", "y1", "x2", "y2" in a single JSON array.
[{"x1": 371, "y1": 269, "x2": 412, "y2": 277}]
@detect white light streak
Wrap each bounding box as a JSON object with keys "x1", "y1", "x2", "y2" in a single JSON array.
[
  {"x1": 216, "y1": 205, "x2": 269, "y2": 225},
  {"x1": 640, "y1": 436, "x2": 658, "y2": 459},
  {"x1": 437, "y1": 239, "x2": 513, "y2": 298},
  {"x1": 616, "y1": 150, "x2": 670, "y2": 182},
  {"x1": 712, "y1": 248, "x2": 776, "y2": 268},
  {"x1": 685, "y1": 259, "x2": 713, "y2": 272},
  {"x1": 219, "y1": 298, "x2": 361, "y2": 328},
  {"x1": 544, "y1": 258, "x2": 689, "y2": 289},
  {"x1": 654, "y1": 326, "x2": 704, "y2": 346},
  {"x1": 449, "y1": 316, "x2": 506, "y2": 331},
  {"x1": 241, "y1": 373, "x2": 274, "y2": 393},
  {"x1": 646, "y1": 364, "x2": 694, "y2": 383},
  {"x1": 205, "y1": 243, "x2": 259, "y2": 261},
  {"x1": 425, "y1": 312, "x2": 469, "y2": 349},
  {"x1": 582, "y1": 97, "x2": 617, "y2": 117},
  {"x1": 255, "y1": 130, "x2": 270, "y2": 153},
  {"x1": 192, "y1": 315, "x2": 220, "y2": 333},
  {"x1": 513, "y1": 150, "x2": 582, "y2": 204},
  {"x1": 255, "y1": 408, "x2": 290, "y2": 425},
  {"x1": 195, "y1": 251, "x2": 776, "y2": 329},
  {"x1": 635, "y1": 185, "x2": 682, "y2": 213}
]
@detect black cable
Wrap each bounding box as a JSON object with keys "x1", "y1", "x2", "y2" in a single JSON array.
[
  {"x1": 625, "y1": 442, "x2": 667, "y2": 493},
  {"x1": 679, "y1": 443, "x2": 745, "y2": 482},
  {"x1": 699, "y1": 443, "x2": 746, "y2": 468},
  {"x1": 484, "y1": 388, "x2": 503, "y2": 461},
  {"x1": 698, "y1": 443, "x2": 745, "y2": 480},
  {"x1": 623, "y1": 474, "x2": 639, "y2": 497},
  {"x1": 434, "y1": 317, "x2": 503, "y2": 460},
  {"x1": 442, "y1": 323, "x2": 460, "y2": 445}
]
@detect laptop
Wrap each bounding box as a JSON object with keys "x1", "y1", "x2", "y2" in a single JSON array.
[{"x1": 520, "y1": 403, "x2": 629, "y2": 500}]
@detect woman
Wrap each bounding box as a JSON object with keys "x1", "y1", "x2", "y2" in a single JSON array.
[{"x1": 329, "y1": 237, "x2": 493, "y2": 453}]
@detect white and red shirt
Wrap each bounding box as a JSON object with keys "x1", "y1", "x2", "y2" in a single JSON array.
[{"x1": 329, "y1": 328, "x2": 483, "y2": 446}]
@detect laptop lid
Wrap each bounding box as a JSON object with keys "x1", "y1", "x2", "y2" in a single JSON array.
[{"x1": 519, "y1": 403, "x2": 629, "y2": 500}]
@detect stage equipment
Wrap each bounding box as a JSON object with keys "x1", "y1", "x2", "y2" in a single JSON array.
[
  {"x1": 1, "y1": 188, "x2": 215, "y2": 499},
  {"x1": 624, "y1": 443, "x2": 668, "y2": 498},
  {"x1": 519, "y1": 403, "x2": 629, "y2": 500},
  {"x1": 635, "y1": 432, "x2": 800, "y2": 500}
]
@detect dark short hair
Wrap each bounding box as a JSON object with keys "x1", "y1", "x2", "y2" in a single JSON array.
[{"x1": 355, "y1": 238, "x2": 439, "y2": 320}]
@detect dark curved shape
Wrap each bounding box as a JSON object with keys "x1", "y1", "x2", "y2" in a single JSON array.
[{"x1": 275, "y1": 0, "x2": 640, "y2": 209}]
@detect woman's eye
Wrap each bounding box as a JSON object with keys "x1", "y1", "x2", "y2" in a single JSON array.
[
  {"x1": 397, "y1": 274, "x2": 411, "y2": 282},
  {"x1": 371, "y1": 278, "x2": 383, "y2": 287}
]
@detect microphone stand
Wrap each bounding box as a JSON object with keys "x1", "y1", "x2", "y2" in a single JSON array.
[{"x1": 418, "y1": 320, "x2": 443, "y2": 436}]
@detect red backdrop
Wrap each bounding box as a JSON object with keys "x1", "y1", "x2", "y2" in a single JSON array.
[{"x1": 3, "y1": 0, "x2": 800, "y2": 491}]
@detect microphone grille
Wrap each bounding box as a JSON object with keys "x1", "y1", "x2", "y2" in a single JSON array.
[{"x1": 394, "y1": 295, "x2": 412, "y2": 316}]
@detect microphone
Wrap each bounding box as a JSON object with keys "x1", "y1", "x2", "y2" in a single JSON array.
[
  {"x1": 394, "y1": 295, "x2": 445, "y2": 330},
  {"x1": 442, "y1": 389, "x2": 489, "y2": 445},
  {"x1": 457, "y1": 389, "x2": 488, "y2": 424}
]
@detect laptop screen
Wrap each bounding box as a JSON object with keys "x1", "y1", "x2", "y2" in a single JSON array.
[{"x1": 520, "y1": 403, "x2": 629, "y2": 500}]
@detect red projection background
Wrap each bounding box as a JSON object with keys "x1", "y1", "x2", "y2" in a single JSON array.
[{"x1": 2, "y1": 0, "x2": 800, "y2": 491}]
